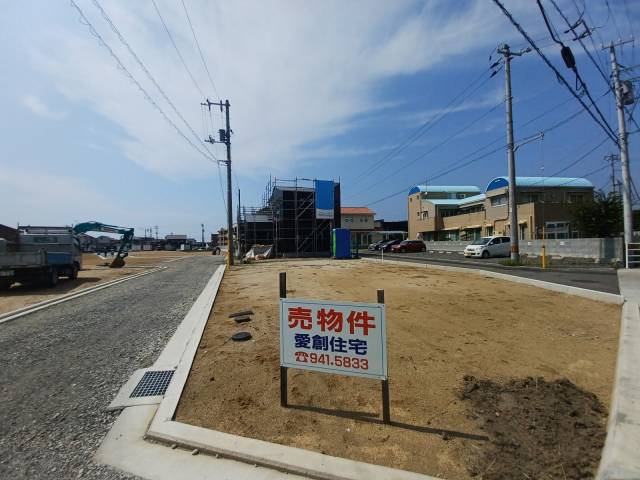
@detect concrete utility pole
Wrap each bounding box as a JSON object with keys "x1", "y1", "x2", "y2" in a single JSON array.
[
  {"x1": 604, "y1": 39, "x2": 634, "y2": 248},
  {"x1": 154, "y1": 225, "x2": 158, "y2": 241},
  {"x1": 497, "y1": 43, "x2": 529, "y2": 262},
  {"x1": 201, "y1": 223, "x2": 205, "y2": 246},
  {"x1": 203, "y1": 98, "x2": 234, "y2": 266}
]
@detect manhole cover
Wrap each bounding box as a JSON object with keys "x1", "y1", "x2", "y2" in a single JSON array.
[
  {"x1": 234, "y1": 314, "x2": 252, "y2": 323},
  {"x1": 229, "y1": 310, "x2": 254, "y2": 318},
  {"x1": 130, "y1": 370, "x2": 174, "y2": 398},
  {"x1": 232, "y1": 332, "x2": 252, "y2": 342}
]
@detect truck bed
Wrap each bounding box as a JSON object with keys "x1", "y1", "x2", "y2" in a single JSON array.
[{"x1": 0, "y1": 251, "x2": 72, "y2": 269}]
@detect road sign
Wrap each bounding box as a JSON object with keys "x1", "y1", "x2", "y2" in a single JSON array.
[{"x1": 280, "y1": 298, "x2": 387, "y2": 380}]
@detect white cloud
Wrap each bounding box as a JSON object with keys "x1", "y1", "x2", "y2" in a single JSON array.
[
  {"x1": 22, "y1": 94, "x2": 67, "y2": 120},
  {"x1": 23, "y1": 0, "x2": 541, "y2": 180}
]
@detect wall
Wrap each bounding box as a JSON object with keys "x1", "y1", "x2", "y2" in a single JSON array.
[
  {"x1": 342, "y1": 214, "x2": 374, "y2": 230},
  {"x1": 421, "y1": 237, "x2": 623, "y2": 262}
]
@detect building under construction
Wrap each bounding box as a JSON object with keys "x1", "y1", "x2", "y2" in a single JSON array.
[{"x1": 237, "y1": 177, "x2": 341, "y2": 257}]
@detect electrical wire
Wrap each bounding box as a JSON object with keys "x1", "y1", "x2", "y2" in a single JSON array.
[
  {"x1": 92, "y1": 0, "x2": 217, "y2": 162},
  {"x1": 347, "y1": 68, "x2": 493, "y2": 187},
  {"x1": 69, "y1": 0, "x2": 215, "y2": 164},
  {"x1": 549, "y1": 0, "x2": 640, "y2": 132},
  {"x1": 347, "y1": 100, "x2": 504, "y2": 200},
  {"x1": 361, "y1": 91, "x2": 613, "y2": 208},
  {"x1": 181, "y1": 0, "x2": 221, "y2": 101},
  {"x1": 492, "y1": 0, "x2": 620, "y2": 146},
  {"x1": 151, "y1": 0, "x2": 205, "y2": 99}
]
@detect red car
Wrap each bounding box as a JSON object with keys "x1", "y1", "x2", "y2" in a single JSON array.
[{"x1": 390, "y1": 240, "x2": 426, "y2": 253}]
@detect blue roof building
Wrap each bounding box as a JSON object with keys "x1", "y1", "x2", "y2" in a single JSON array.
[{"x1": 408, "y1": 176, "x2": 594, "y2": 242}]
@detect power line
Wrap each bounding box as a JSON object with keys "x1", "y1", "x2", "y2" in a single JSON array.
[
  {"x1": 492, "y1": 0, "x2": 620, "y2": 146},
  {"x1": 535, "y1": 0, "x2": 619, "y2": 143},
  {"x1": 69, "y1": 0, "x2": 216, "y2": 164},
  {"x1": 347, "y1": 68, "x2": 493, "y2": 188},
  {"x1": 151, "y1": 0, "x2": 205, "y2": 99},
  {"x1": 361, "y1": 91, "x2": 612, "y2": 208},
  {"x1": 549, "y1": 0, "x2": 640, "y2": 131},
  {"x1": 347, "y1": 100, "x2": 503, "y2": 200},
  {"x1": 181, "y1": 0, "x2": 220, "y2": 100},
  {"x1": 91, "y1": 0, "x2": 217, "y2": 163}
]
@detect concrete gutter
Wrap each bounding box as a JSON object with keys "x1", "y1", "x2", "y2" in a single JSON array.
[
  {"x1": 0, "y1": 266, "x2": 166, "y2": 325},
  {"x1": 597, "y1": 270, "x2": 640, "y2": 479},
  {"x1": 362, "y1": 257, "x2": 623, "y2": 305}
]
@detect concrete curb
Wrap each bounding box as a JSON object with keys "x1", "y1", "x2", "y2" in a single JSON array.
[
  {"x1": 361, "y1": 257, "x2": 623, "y2": 305},
  {"x1": 597, "y1": 271, "x2": 640, "y2": 479},
  {"x1": 0, "y1": 266, "x2": 166, "y2": 325},
  {"x1": 144, "y1": 263, "x2": 440, "y2": 480}
]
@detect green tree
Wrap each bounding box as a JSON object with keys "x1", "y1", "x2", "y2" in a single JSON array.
[{"x1": 570, "y1": 191, "x2": 623, "y2": 237}]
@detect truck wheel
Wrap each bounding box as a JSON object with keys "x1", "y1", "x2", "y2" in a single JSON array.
[
  {"x1": 48, "y1": 268, "x2": 59, "y2": 287},
  {"x1": 0, "y1": 279, "x2": 12, "y2": 291},
  {"x1": 69, "y1": 264, "x2": 79, "y2": 280}
]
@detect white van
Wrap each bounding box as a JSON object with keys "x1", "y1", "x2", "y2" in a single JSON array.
[{"x1": 463, "y1": 236, "x2": 511, "y2": 258}]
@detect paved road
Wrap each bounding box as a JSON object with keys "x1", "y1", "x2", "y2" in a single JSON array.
[
  {"x1": 361, "y1": 251, "x2": 620, "y2": 294},
  {"x1": 0, "y1": 256, "x2": 224, "y2": 479}
]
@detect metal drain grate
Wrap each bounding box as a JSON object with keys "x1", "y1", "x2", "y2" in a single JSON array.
[{"x1": 130, "y1": 370, "x2": 174, "y2": 398}]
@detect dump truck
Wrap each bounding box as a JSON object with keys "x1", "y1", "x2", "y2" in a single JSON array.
[{"x1": 0, "y1": 225, "x2": 83, "y2": 289}]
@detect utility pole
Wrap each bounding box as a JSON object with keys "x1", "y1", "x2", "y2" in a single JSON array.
[
  {"x1": 201, "y1": 223, "x2": 205, "y2": 246},
  {"x1": 497, "y1": 43, "x2": 529, "y2": 262},
  {"x1": 605, "y1": 153, "x2": 619, "y2": 195},
  {"x1": 203, "y1": 98, "x2": 234, "y2": 266},
  {"x1": 603, "y1": 39, "x2": 634, "y2": 248},
  {"x1": 154, "y1": 225, "x2": 158, "y2": 241}
]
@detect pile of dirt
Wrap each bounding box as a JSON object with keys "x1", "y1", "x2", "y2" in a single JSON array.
[{"x1": 461, "y1": 375, "x2": 608, "y2": 479}]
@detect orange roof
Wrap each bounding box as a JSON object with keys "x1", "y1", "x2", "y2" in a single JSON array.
[{"x1": 341, "y1": 207, "x2": 375, "y2": 215}]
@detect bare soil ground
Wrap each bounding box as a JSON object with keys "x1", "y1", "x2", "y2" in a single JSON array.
[
  {"x1": 0, "y1": 251, "x2": 206, "y2": 315},
  {"x1": 460, "y1": 376, "x2": 607, "y2": 480},
  {"x1": 176, "y1": 259, "x2": 620, "y2": 479}
]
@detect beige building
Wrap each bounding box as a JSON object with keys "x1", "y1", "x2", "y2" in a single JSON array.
[
  {"x1": 408, "y1": 177, "x2": 594, "y2": 242},
  {"x1": 341, "y1": 207, "x2": 375, "y2": 247}
]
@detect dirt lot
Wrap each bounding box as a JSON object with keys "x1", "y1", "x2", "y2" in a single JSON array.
[
  {"x1": 0, "y1": 251, "x2": 209, "y2": 315},
  {"x1": 176, "y1": 259, "x2": 620, "y2": 479}
]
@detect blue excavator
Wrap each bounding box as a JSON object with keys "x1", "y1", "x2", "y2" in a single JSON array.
[{"x1": 72, "y1": 221, "x2": 134, "y2": 268}]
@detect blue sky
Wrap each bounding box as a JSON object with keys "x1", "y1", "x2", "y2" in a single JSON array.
[{"x1": 1, "y1": 0, "x2": 638, "y2": 238}]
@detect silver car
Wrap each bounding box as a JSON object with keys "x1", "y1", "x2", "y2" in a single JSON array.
[{"x1": 463, "y1": 236, "x2": 511, "y2": 258}]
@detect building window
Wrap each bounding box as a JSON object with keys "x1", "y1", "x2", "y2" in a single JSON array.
[
  {"x1": 544, "y1": 221, "x2": 570, "y2": 239},
  {"x1": 421, "y1": 211, "x2": 429, "y2": 220},
  {"x1": 519, "y1": 192, "x2": 542, "y2": 204},
  {"x1": 567, "y1": 192, "x2": 585, "y2": 203},
  {"x1": 490, "y1": 195, "x2": 508, "y2": 207},
  {"x1": 456, "y1": 193, "x2": 467, "y2": 199}
]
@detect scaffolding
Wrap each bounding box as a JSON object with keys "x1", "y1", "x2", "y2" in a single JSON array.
[{"x1": 238, "y1": 177, "x2": 340, "y2": 258}]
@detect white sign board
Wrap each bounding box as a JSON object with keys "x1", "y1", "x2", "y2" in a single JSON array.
[{"x1": 280, "y1": 298, "x2": 387, "y2": 380}]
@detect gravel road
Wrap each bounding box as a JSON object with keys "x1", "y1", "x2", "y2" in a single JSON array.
[{"x1": 0, "y1": 256, "x2": 224, "y2": 479}]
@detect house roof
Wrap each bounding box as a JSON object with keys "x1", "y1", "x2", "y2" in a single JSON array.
[
  {"x1": 408, "y1": 185, "x2": 481, "y2": 196},
  {"x1": 486, "y1": 176, "x2": 594, "y2": 192},
  {"x1": 459, "y1": 193, "x2": 487, "y2": 206},
  {"x1": 341, "y1": 207, "x2": 375, "y2": 215}
]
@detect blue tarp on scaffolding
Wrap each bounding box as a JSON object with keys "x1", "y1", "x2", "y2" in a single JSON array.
[{"x1": 314, "y1": 180, "x2": 334, "y2": 220}]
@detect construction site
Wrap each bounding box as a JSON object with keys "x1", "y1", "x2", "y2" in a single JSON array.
[{"x1": 236, "y1": 177, "x2": 341, "y2": 258}]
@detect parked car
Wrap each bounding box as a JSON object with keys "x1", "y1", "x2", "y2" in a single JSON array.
[
  {"x1": 463, "y1": 236, "x2": 511, "y2": 258},
  {"x1": 391, "y1": 240, "x2": 426, "y2": 253},
  {"x1": 380, "y1": 239, "x2": 402, "y2": 252},
  {"x1": 368, "y1": 240, "x2": 386, "y2": 251}
]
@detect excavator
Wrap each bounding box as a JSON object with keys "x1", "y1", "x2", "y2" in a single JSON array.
[{"x1": 73, "y1": 221, "x2": 134, "y2": 268}]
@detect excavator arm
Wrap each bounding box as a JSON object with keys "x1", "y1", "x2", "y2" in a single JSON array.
[{"x1": 72, "y1": 221, "x2": 134, "y2": 268}]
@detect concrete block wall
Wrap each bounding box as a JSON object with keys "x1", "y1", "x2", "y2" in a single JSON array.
[{"x1": 423, "y1": 237, "x2": 623, "y2": 262}]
